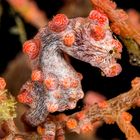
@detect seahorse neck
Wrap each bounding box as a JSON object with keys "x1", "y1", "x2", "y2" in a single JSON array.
[{"x1": 40, "y1": 42, "x2": 76, "y2": 80}]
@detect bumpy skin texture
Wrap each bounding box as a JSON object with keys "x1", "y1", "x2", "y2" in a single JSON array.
[{"x1": 18, "y1": 10, "x2": 122, "y2": 126}]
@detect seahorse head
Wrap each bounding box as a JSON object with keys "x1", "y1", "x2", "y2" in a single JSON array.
[{"x1": 49, "y1": 10, "x2": 122, "y2": 77}]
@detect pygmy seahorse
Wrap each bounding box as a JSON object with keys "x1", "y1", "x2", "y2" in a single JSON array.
[{"x1": 18, "y1": 10, "x2": 122, "y2": 126}]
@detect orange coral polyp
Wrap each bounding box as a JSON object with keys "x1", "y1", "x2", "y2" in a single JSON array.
[
  {"x1": 0, "y1": 77, "x2": 6, "y2": 90},
  {"x1": 23, "y1": 39, "x2": 40, "y2": 59},
  {"x1": 80, "y1": 123, "x2": 93, "y2": 134},
  {"x1": 108, "y1": 1, "x2": 117, "y2": 9},
  {"x1": 110, "y1": 23, "x2": 121, "y2": 35},
  {"x1": 66, "y1": 118, "x2": 78, "y2": 129},
  {"x1": 121, "y1": 112, "x2": 132, "y2": 122},
  {"x1": 116, "y1": 9, "x2": 128, "y2": 21},
  {"x1": 76, "y1": 111, "x2": 85, "y2": 120},
  {"x1": 48, "y1": 14, "x2": 69, "y2": 32},
  {"x1": 89, "y1": 10, "x2": 108, "y2": 26},
  {"x1": 37, "y1": 126, "x2": 45, "y2": 135},
  {"x1": 131, "y1": 77, "x2": 140, "y2": 88},
  {"x1": 98, "y1": 101, "x2": 108, "y2": 108}
]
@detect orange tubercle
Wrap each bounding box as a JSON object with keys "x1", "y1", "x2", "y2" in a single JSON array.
[
  {"x1": 104, "y1": 63, "x2": 122, "y2": 77},
  {"x1": 110, "y1": 64, "x2": 122, "y2": 77},
  {"x1": 45, "y1": 79, "x2": 56, "y2": 90},
  {"x1": 31, "y1": 70, "x2": 43, "y2": 82},
  {"x1": 44, "y1": 74, "x2": 58, "y2": 90},
  {"x1": 61, "y1": 78, "x2": 71, "y2": 89},
  {"x1": 23, "y1": 39, "x2": 40, "y2": 59},
  {"x1": 63, "y1": 33, "x2": 75, "y2": 47},
  {"x1": 0, "y1": 77, "x2": 6, "y2": 90},
  {"x1": 47, "y1": 102, "x2": 58, "y2": 113},
  {"x1": 17, "y1": 91, "x2": 33, "y2": 104},
  {"x1": 112, "y1": 39, "x2": 122, "y2": 53},
  {"x1": 70, "y1": 79, "x2": 79, "y2": 88},
  {"x1": 48, "y1": 14, "x2": 69, "y2": 32},
  {"x1": 91, "y1": 25, "x2": 105, "y2": 41},
  {"x1": 66, "y1": 118, "x2": 78, "y2": 129}
]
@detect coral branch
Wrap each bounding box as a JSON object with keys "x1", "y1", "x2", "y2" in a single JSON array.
[
  {"x1": 0, "y1": 78, "x2": 24, "y2": 139},
  {"x1": 119, "y1": 37, "x2": 140, "y2": 66},
  {"x1": 75, "y1": 77, "x2": 140, "y2": 139},
  {"x1": 116, "y1": 112, "x2": 140, "y2": 140},
  {"x1": 37, "y1": 78, "x2": 140, "y2": 140},
  {"x1": 87, "y1": 77, "x2": 140, "y2": 123},
  {"x1": 7, "y1": 0, "x2": 48, "y2": 28},
  {"x1": 3, "y1": 77, "x2": 139, "y2": 139},
  {"x1": 90, "y1": 0, "x2": 140, "y2": 46},
  {"x1": 1, "y1": 1, "x2": 140, "y2": 140},
  {"x1": 2, "y1": 119, "x2": 23, "y2": 140}
]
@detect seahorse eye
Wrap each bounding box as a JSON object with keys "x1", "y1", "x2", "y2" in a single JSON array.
[{"x1": 109, "y1": 50, "x2": 114, "y2": 54}]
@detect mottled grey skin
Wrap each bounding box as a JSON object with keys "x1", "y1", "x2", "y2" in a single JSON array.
[
  {"x1": 21, "y1": 81, "x2": 49, "y2": 126},
  {"x1": 20, "y1": 16, "x2": 122, "y2": 126}
]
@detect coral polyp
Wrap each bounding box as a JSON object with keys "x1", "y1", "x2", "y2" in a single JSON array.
[
  {"x1": 0, "y1": 77, "x2": 6, "y2": 90},
  {"x1": 89, "y1": 10, "x2": 108, "y2": 26},
  {"x1": 18, "y1": 9, "x2": 122, "y2": 126}
]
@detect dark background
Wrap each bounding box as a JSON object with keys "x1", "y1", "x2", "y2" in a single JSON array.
[{"x1": 0, "y1": 0, "x2": 140, "y2": 139}]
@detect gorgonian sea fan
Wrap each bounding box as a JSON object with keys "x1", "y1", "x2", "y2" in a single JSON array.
[{"x1": 18, "y1": 10, "x2": 122, "y2": 126}]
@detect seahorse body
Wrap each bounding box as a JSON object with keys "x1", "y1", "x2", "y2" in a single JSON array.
[{"x1": 18, "y1": 10, "x2": 122, "y2": 126}]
